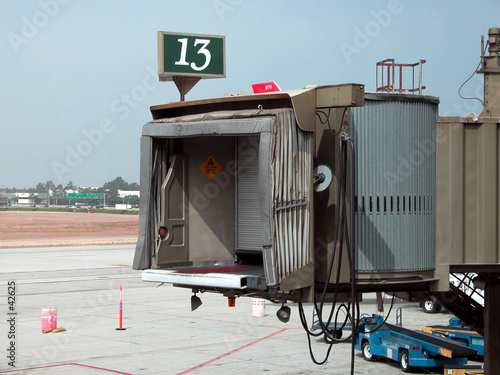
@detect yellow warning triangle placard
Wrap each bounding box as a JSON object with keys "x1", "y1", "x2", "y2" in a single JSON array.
[{"x1": 199, "y1": 156, "x2": 222, "y2": 180}]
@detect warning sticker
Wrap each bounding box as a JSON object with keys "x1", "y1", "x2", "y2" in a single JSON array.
[{"x1": 199, "y1": 156, "x2": 222, "y2": 180}]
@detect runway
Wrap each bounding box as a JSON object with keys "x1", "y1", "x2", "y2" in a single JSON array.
[{"x1": 0, "y1": 243, "x2": 471, "y2": 374}]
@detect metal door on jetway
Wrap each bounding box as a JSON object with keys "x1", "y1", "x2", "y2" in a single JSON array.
[{"x1": 184, "y1": 136, "x2": 236, "y2": 262}]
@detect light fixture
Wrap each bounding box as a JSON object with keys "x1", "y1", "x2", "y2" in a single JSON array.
[
  {"x1": 276, "y1": 304, "x2": 291, "y2": 323},
  {"x1": 191, "y1": 293, "x2": 202, "y2": 311},
  {"x1": 158, "y1": 226, "x2": 167, "y2": 238}
]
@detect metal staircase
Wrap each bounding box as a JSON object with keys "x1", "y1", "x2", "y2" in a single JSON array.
[{"x1": 431, "y1": 273, "x2": 485, "y2": 334}]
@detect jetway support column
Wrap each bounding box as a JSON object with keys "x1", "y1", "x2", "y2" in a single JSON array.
[{"x1": 484, "y1": 274, "x2": 500, "y2": 375}]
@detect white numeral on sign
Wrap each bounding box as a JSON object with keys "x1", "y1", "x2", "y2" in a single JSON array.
[
  {"x1": 174, "y1": 38, "x2": 189, "y2": 66},
  {"x1": 191, "y1": 39, "x2": 211, "y2": 71},
  {"x1": 174, "y1": 38, "x2": 212, "y2": 71}
]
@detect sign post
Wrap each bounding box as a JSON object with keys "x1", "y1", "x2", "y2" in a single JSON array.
[{"x1": 157, "y1": 31, "x2": 225, "y2": 101}]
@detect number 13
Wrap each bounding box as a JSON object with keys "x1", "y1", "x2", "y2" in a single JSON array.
[{"x1": 175, "y1": 38, "x2": 211, "y2": 71}]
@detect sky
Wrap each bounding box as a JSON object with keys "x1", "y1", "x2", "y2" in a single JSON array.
[{"x1": 1, "y1": 0, "x2": 498, "y2": 189}]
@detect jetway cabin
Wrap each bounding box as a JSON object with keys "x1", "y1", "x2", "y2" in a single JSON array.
[
  {"x1": 138, "y1": 108, "x2": 313, "y2": 292},
  {"x1": 133, "y1": 84, "x2": 441, "y2": 303}
]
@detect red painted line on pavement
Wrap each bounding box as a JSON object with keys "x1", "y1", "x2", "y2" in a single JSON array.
[
  {"x1": 176, "y1": 328, "x2": 289, "y2": 374},
  {"x1": 2, "y1": 362, "x2": 133, "y2": 374}
]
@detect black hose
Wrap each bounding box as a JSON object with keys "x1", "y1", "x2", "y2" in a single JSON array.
[
  {"x1": 346, "y1": 136, "x2": 357, "y2": 375},
  {"x1": 316, "y1": 137, "x2": 347, "y2": 333},
  {"x1": 300, "y1": 133, "x2": 359, "y2": 366}
]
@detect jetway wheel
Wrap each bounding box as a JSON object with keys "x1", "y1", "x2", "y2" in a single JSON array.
[{"x1": 423, "y1": 300, "x2": 441, "y2": 313}]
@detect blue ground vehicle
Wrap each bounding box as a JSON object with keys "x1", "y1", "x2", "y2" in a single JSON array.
[
  {"x1": 355, "y1": 315, "x2": 477, "y2": 372},
  {"x1": 421, "y1": 318, "x2": 484, "y2": 357}
]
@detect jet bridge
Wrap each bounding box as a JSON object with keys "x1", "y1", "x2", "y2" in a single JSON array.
[{"x1": 133, "y1": 83, "x2": 441, "y2": 302}]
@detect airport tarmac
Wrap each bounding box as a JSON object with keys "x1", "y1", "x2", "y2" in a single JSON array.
[{"x1": 0, "y1": 243, "x2": 481, "y2": 374}]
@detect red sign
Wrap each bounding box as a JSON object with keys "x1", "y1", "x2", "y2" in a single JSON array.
[{"x1": 252, "y1": 82, "x2": 281, "y2": 94}]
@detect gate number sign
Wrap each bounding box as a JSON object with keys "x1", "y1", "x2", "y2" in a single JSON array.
[{"x1": 158, "y1": 31, "x2": 225, "y2": 81}]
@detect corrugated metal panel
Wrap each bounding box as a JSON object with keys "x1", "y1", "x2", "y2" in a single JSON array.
[
  {"x1": 236, "y1": 135, "x2": 262, "y2": 251},
  {"x1": 351, "y1": 97, "x2": 437, "y2": 272},
  {"x1": 272, "y1": 111, "x2": 313, "y2": 282},
  {"x1": 436, "y1": 119, "x2": 500, "y2": 284}
]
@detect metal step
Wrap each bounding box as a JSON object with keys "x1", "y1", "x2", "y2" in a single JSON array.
[
  {"x1": 432, "y1": 284, "x2": 484, "y2": 334},
  {"x1": 142, "y1": 265, "x2": 267, "y2": 290}
]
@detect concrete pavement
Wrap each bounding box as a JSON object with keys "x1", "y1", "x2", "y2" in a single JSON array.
[{"x1": 0, "y1": 244, "x2": 481, "y2": 374}]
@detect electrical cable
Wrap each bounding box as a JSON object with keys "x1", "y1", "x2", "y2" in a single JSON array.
[
  {"x1": 301, "y1": 138, "x2": 347, "y2": 340},
  {"x1": 362, "y1": 293, "x2": 396, "y2": 333},
  {"x1": 298, "y1": 141, "x2": 347, "y2": 363},
  {"x1": 315, "y1": 107, "x2": 348, "y2": 137},
  {"x1": 458, "y1": 41, "x2": 489, "y2": 106},
  {"x1": 299, "y1": 130, "x2": 363, "y2": 367},
  {"x1": 315, "y1": 138, "x2": 347, "y2": 332},
  {"x1": 345, "y1": 136, "x2": 358, "y2": 375},
  {"x1": 315, "y1": 108, "x2": 330, "y2": 124},
  {"x1": 298, "y1": 116, "x2": 388, "y2": 373},
  {"x1": 318, "y1": 138, "x2": 349, "y2": 339},
  {"x1": 298, "y1": 302, "x2": 336, "y2": 365},
  {"x1": 298, "y1": 125, "x2": 390, "y2": 373}
]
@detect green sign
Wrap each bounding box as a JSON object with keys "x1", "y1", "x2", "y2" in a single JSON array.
[
  {"x1": 158, "y1": 31, "x2": 225, "y2": 81},
  {"x1": 68, "y1": 193, "x2": 99, "y2": 199}
]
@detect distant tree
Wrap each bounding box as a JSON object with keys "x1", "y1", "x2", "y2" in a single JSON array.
[
  {"x1": 103, "y1": 177, "x2": 128, "y2": 190},
  {"x1": 105, "y1": 189, "x2": 120, "y2": 205},
  {"x1": 65, "y1": 181, "x2": 77, "y2": 190},
  {"x1": 123, "y1": 195, "x2": 140, "y2": 205},
  {"x1": 45, "y1": 181, "x2": 56, "y2": 191},
  {"x1": 129, "y1": 182, "x2": 139, "y2": 190},
  {"x1": 29, "y1": 193, "x2": 41, "y2": 205},
  {"x1": 36, "y1": 183, "x2": 45, "y2": 192},
  {"x1": 51, "y1": 184, "x2": 67, "y2": 205}
]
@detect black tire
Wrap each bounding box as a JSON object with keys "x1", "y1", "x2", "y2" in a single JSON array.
[
  {"x1": 362, "y1": 340, "x2": 374, "y2": 361},
  {"x1": 323, "y1": 329, "x2": 342, "y2": 344},
  {"x1": 400, "y1": 350, "x2": 411, "y2": 372},
  {"x1": 324, "y1": 332, "x2": 333, "y2": 344},
  {"x1": 423, "y1": 300, "x2": 441, "y2": 313},
  {"x1": 334, "y1": 329, "x2": 342, "y2": 339}
]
